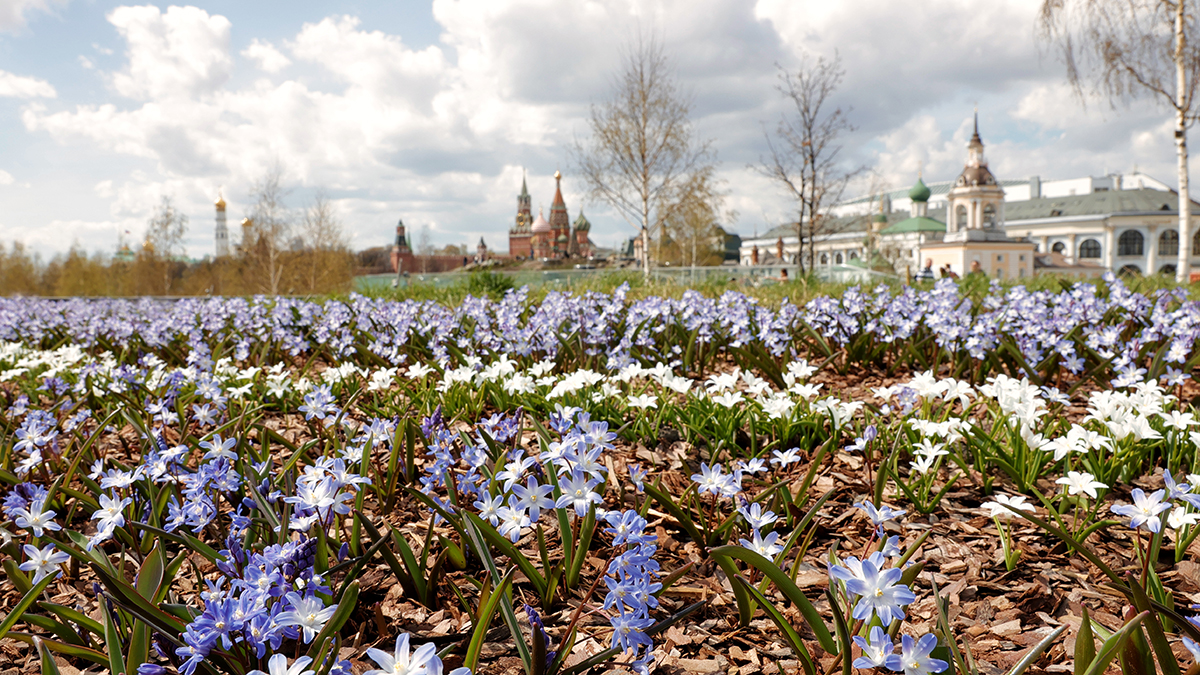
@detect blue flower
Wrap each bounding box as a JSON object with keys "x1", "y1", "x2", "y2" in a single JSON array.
[
  {"x1": 899, "y1": 633, "x2": 948, "y2": 675},
  {"x1": 1112, "y1": 488, "x2": 1171, "y2": 533},
  {"x1": 844, "y1": 556, "x2": 916, "y2": 625},
  {"x1": 852, "y1": 626, "x2": 901, "y2": 670}
]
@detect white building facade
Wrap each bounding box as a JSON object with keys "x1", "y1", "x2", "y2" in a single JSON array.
[{"x1": 741, "y1": 118, "x2": 1196, "y2": 278}]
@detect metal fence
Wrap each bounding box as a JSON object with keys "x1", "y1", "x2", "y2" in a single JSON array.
[{"x1": 355, "y1": 263, "x2": 896, "y2": 292}]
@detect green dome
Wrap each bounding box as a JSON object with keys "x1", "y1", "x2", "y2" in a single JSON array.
[
  {"x1": 573, "y1": 212, "x2": 591, "y2": 231},
  {"x1": 908, "y1": 177, "x2": 931, "y2": 203}
]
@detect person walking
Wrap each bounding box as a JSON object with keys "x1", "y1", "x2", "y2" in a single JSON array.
[{"x1": 916, "y1": 258, "x2": 935, "y2": 281}]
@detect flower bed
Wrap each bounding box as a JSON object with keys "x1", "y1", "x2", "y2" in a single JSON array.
[{"x1": 2, "y1": 275, "x2": 1200, "y2": 674}]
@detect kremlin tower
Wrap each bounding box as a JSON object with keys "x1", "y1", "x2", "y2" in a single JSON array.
[
  {"x1": 214, "y1": 191, "x2": 229, "y2": 257},
  {"x1": 507, "y1": 170, "x2": 596, "y2": 260}
]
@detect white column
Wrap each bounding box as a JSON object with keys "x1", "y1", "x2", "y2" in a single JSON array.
[
  {"x1": 1068, "y1": 232, "x2": 1077, "y2": 263},
  {"x1": 1104, "y1": 224, "x2": 1115, "y2": 271},
  {"x1": 1146, "y1": 225, "x2": 1159, "y2": 274}
]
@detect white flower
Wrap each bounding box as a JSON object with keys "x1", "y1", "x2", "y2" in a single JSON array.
[
  {"x1": 246, "y1": 654, "x2": 315, "y2": 675},
  {"x1": 406, "y1": 363, "x2": 434, "y2": 379},
  {"x1": 627, "y1": 394, "x2": 657, "y2": 409},
  {"x1": 913, "y1": 438, "x2": 946, "y2": 458},
  {"x1": 365, "y1": 634, "x2": 437, "y2": 675},
  {"x1": 275, "y1": 593, "x2": 336, "y2": 643},
  {"x1": 1161, "y1": 410, "x2": 1197, "y2": 430},
  {"x1": 367, "y1": 368, "x2": 397, "y2": 392},
  {"x1": 711, "y1": 391, "x2": 744, "y2": 408},
  {"x1": 92, "y1": 493, "x2": 131, "y2": 531},
  {"x1": 19, "y1": 543, "x2": 68, "y2": 583},
  {"x1": 980, "y1": 494, "x2": 1035, "y2": 520},
  {"x1": 1168, "y1": 506, "x2": 1200, "y2": 531},
  {"x1": 910, "y1": 454, "x2": 937, "y2": 474},
  {"x1": 759, "y1": 395, "x2": 794, "y2": 419},
  {"x1": 1054, "y1": 471, "x2": 1107, "y2": 499}
]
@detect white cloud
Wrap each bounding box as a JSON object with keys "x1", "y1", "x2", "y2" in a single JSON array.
[
  {"x1": 0, "y1": 170, "x2": 13, "y2": 185},
  {"x1": 241, "y1": 39, "x2": 290, "y2": 73},
  {"x1": 0, "y1": 69, "x2": 55, "y2": 98},
  {"x1": 107, "y1": 5, "x2": 232, "y2": 100},
  {"x1": 13, "y1": 0, "x2": 1200, "y2": 259},
  {"x1": 0, "y1": 0, "x2": 66, "y2": 33}
]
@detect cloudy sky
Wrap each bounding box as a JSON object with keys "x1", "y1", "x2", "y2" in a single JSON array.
[{"x1": 0, "y1": 0, "x2": 1186, "y2": 259}]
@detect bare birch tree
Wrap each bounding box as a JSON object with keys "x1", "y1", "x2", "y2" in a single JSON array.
[
  {"x1": 656, "y1": 169, "x2": 733, "y2": 267},
  {"x1": 299, "y1": 192, "x2": 352, "y2": 294},
  {"x1": 245, "y1": 165, "x2": 292, "y2": 295},
  {"x1": 572, "y1": 33, "x2": 714, "y2": 279},
  {"x1": 1039, "y1": 0, "x2": 1200, "y2": 282},
  {"x1": 755, "y1": 54, "x2": 860, "y2": 277},
  {"x1": 143, "y1": 196, "x2": 188, "y2": 294}
]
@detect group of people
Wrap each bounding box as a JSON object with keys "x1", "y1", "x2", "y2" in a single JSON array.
[{"x1": 915, "y1": 258, "x2": 983, "y2": 281}]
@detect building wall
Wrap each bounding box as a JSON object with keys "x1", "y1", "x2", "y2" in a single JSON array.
[
  {"x1": 921, "y1": 242, "x2": 1035, "y2": 279},
  {"x1": 509, "y1": 233, "x2": 532, "y2": 258},
  {"x1": 1011, "y1": 214, "x2": 1199, "y2": 276}
]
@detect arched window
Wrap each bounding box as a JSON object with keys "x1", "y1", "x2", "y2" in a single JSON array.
[
  {"x1": 983, "y1": 203, "x2": 997, "y2": 228},
  {"x1": 1079, "y1": 239, "x2": 1101, "y2": 258},
  {"x1": 1051, "y1": 241, "x2": 1066, "y2": 254},
  {"x1": 1118, "y1": 230, "x2": 1144, "y2": 256},
  {"x1": 849, "y1": 251, "x2": 859, "y2": 260},
  {"x1": 835, "y1": 252, "x2": 844, "y2": 264},
  {"x1": 1160, "y1": 264, "x2": 1177, "y2": 276},
  {"x1": 955, "y1": 205, "x2": 968, "y2": 229},
  {"x1": 820, "y1": 253, "x2": 829, "y2": 265},
  {"x1": 1118, "y1": 264, "x2": 1142, "y2": 277},
  {"x1": 1159, "y1": 230, "x2": 1179, "y2": 256}
]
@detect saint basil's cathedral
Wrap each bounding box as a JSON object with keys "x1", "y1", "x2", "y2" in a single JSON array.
[{"x1": 508, "y1": 171, "x2": 594, "y2": 259}]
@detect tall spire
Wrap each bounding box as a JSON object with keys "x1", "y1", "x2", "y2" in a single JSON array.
[
  {"x1": 970, "y1": 108, "x2": 983, "y2": 148},
  {"x1": 551, "y1": 170, "x2": 566, "y2": 212},
  {"x1": 967, "y1": 108, "x2": 985, "y2": 168},
  {"x1": 520, "y1": 168, "x2": 529, "y2": 198}
]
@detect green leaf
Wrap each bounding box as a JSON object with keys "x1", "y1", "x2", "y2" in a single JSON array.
[
  {"x1": 1075, "y1": 606, "x2": 1095, "y2": 675},
  {"x1": 733, "y1": 576, "x2": 816, "y2": 675},
  {"x1": 2, "y1": 558, "x2": 31, "y2": 595},
  {"x1": 642, "y1": 481, "x2": 706, "y2": 546},
  {"x1": 462, "y1": 512, "x2": 547, "y2": 597},
  {"x1": 1005, "y1": 505, "x2": 1120, "y2": 583},
  {"x1": 464, "y1": 566, "x2": 516, "y2": 672},
  {"x1": 131, "y1": 522, "x2": 224, "y2": 565},
  {"x1": 37, "y1": 602, "x2": 104, "y2": 637},
  {"x1": 101, "y1": 600, "x2": 126, "y2": 675},
  {"x1": 462, "y1": 515, "x2": 532, "y2": 674},
  {"x1": 136, "y1": 541, "x2": 166, "y2": 600},
  {"x1": 708, "y1": 545, "x2": 836, "y2": 654},
  {"x1": 824, "y1": 588, "x2": 852, "y2": 675},
  {"x1": 5, "y1": 633, "x2": 108, "y2": 667},
  {"x1": 0, "y1": 569, "x2": 58, "y2": 642},
  {"x1": 35, "y1": 636, "x2": 61, "y2": 675},
  {"x1": 1125, "y1": 574, "x2": 1180, "y2": 675},
  {"x1": 1083, "y1": 611, "x2": 1147, "y2": 675}
]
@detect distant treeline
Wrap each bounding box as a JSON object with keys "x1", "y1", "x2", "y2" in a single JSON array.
[{"x1": 0, "y1": 241, "x2": 357, "y2": 297}]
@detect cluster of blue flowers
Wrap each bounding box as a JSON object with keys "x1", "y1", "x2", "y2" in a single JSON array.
[
  {"x1": 829, "y1": 503, "x2": 947, "y2": 675},
  {"x1": 174, "y1": 535, "x2": 347, "y2": 675},
  {"x1": 601, "y1": 510, "x2": 659, "y2": 674}
]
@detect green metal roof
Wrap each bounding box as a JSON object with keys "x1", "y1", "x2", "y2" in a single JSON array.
[
  {"x1": 1005, "y1": 188, "x2": 1200, "y2": 220},
  {"x1": 879, "y1": 216, "x2": 946, "y2": 234}
]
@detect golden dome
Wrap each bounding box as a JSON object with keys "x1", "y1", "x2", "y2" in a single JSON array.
[
  {"x1": 554, "y1": 170, "x2": 561, "y2": 181},
  {"x1": 214, "y1": 191, "x2": 226, "y2": 209}
]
